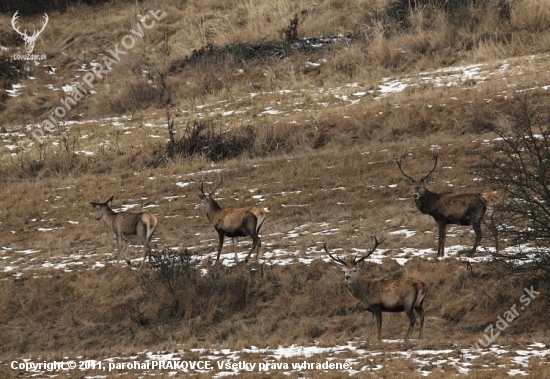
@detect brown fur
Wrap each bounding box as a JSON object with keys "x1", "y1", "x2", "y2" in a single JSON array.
[
  {"x1": 198, "y1": 181, "x2": 266, "y2": 263},
  {"x1": 325, "y1": 239, "x2": 428, "y2": 341},
  {"x1": 481, "y1": 191, "x2": 502, "y2": 206},
  {"x1": 397, "y1": 154, "x2": 499, "y2": 257},
  {"x1": 90, "y1": 196, "x2": 158, "y2": 269}
]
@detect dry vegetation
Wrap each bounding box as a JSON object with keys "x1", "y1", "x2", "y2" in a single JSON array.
[{"x1": 1, "y1": 0, "x2": 550, "y2": 377}]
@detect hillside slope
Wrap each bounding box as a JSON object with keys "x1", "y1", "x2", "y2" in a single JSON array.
[{"x1": 1, "y1": 1, "x2": 550, "y2": 378}]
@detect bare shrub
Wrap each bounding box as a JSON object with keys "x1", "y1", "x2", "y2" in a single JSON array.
[
  {"x1": 280, "y1": 14, "x2": 299, "y2": 42},
  {"x1": 140, "y1": 248, "x2": 200, "y2": 319},
  {"x1": 140, "y1": 247, "x2": 255, "y2": 322},
  {"x1": 148, "y1": 120, "x2": 255, "y2": 166},
  {"x1": 6, "y1": 135, "x2": 90, "y2": 179},
  {"x1": 478, "y1": 98, "x2": 550, "y2": 290}
]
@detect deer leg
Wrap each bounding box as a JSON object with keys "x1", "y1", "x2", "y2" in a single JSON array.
[
  {"x1": 120, "y1": 239, "x2": 131, "y2": 266},
  {"x1": 232, "y1": 237, "x2": 239, "y2": 264},
  {"x1": 414, "y1": 305, "x2": 425, "y2": 339},
  {"x1": 113, "y1": 233, "x2": 121, "y2": 260},
  {"x1": 216, "y1": 232, "x2": 225, "y2": 263},
  {"x1": 138, "y1": 241, "x2": 151, "y2": 270},
  {"x1": 367, "y1": 311, "x2": 376, "y2": 342},
  {"x1": 472, "y1": 222, "x2": 483, "y2": 255},
  {"x1": 245, "y1": 234, "x2": 260, "y2": 263},
  {"x1": 404, "y1": 307, "x2": 416, "y2": 341},
  {"x1": 437, "y1": 222, "x2": 447, "y2": 257},
  {"x1": 483, "y1": 215, "x2": 499, "y2": 252},
  {"x1": 256, "y1": 237, "x2": 262, "y2": 261},
  {"x1": 375, "y1": 311, "x2": 383, "y2": 341}
]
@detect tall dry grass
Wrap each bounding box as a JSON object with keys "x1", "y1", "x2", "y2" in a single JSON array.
[
  {"x1": 0, "y1": 256, "x2": 545, "y2": 356},
  {"x1": 1, "y1": 1, "x2": 550, "y2": 376},
  {"x1": 3, "y1": 0, "x2": 550, "y2": 125}
]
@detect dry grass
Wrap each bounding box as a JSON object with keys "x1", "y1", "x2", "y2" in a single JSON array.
[{"x1": 2, "y1": 0, "x2": 550, "y2": 377}]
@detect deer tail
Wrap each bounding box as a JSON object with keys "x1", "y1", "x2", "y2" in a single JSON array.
[
  {"x1": 481, "y1": 191, "x2": 502, "y2": 206},
  {"x1": 252, "y1": 208, "x2": 267, "y2": 234},
  {"x1": 142, "y1": 213, "x2": 158, "y2": 240},
  {"x1": 415, "y1": 282, "x2": 428, "y2": 308}
]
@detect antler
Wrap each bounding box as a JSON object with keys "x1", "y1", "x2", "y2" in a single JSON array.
[
  {"x1": 11, "y1": 11, "x2": 26, "y2": 37},
  {"x1": 395, "y1": 154, "x2": 416, "y2": 182},
  {"x1": 323, "y1": 242, "x2": 347, "y2": 266},
  {"x1": 197, "y1": 176, "x2": 223, "y2": 196},
  {"x1": 211, "y1": 176, "x2": 223, "y2": 195},
  {"x1": 420, "y1": 153, "x2": 438, "y2": 182},
  {"x1": 354, "y1": 236, "x2": 385, "y2": 265},
  {"x1": 33, "y1": 13, "x2": 49, "y2": 37},
  {"x1": 197, "y1": 181, "x2": 206, "y2": 196}
]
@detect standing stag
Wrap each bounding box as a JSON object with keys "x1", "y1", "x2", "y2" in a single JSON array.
[
  {"x1": 396, "y1": 153, "x2": 500, "y2": 257},
  {"x1": 325, "y1": 237, "x2": 428, "y2": 341},
  {"x1": 197, "y1": 178, "x2": 266, "y2": 264},
  {"x1": 90, "y1": 196, "x2": 158, "y2": 268}
]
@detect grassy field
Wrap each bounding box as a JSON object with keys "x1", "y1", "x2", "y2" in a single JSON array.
[{"x1": 1, "y1": 0, "x2": 550, "y2": 377}]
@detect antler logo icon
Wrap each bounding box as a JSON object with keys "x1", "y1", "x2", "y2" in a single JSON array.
[{"x1": 11, "y1": 11, "x2": 49, "y2": 54}]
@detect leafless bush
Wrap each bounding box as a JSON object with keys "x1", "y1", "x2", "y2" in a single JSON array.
[
  {"x1": 148, "y1": 120, "x2": 255, "y2": 167},
  {"x1": 140, "y1": 247, "x2": 255, "y2": 321},
  {"x1": 478, "y1": 98, "x2": 550, "y2": 288},
  {"x1": 280, "y1": 14, "x2": 299, "y2": 43}
]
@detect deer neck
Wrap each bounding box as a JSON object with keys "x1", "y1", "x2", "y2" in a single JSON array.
[
  {"x1": 101, "y1": 206, "x2": 118, "y2": 229},
  {"x1": 205, "y1": 198, "x2": 223, "y2": 223},
  {"x1": 347, "y1": 277, "x2": 375, "y2": 304},
  {"x1": 347, "y1": 277, "x2": 367, "y2": 297},
  {"x1": 415, "y1": 188, "x2": 441, "y2": 214}
]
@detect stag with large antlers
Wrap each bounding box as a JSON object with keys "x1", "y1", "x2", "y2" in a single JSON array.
[
  {"x1": 11, "y1": 11, "x2": 49, "y2": 54},
  {"x1": 396, "y1": 153, "x2": 500, "y2": 257},
  {"x1": 197, "y1": 178, "x2": 266, "y2": 264},
  {"x1": 90, "y1": 196, "x2": 158, "y2": 269},
  {"x1": 325, "y1": 237, "x2": 428, "y2": 341}
]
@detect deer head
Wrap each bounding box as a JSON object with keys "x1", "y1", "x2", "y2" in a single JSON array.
[
  {"x1": 90, "y1": 196, "x2": 114, "y2": 220},
  {"x1": 197, "y1": 177, "x2": 223, "y2": 210},
  {"x1": 11, "y1": 11, "x2": 49, "y2": 54},
  {"x1": 396, "y1": 153, "x2": 438, "y2": 200},
  {"x1": 324, "y1": 237, "x2": 384, "y2": 284}
]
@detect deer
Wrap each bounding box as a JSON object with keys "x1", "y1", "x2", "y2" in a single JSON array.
[
  {"x1": 11, "y1": 11, "x2": 49, "y2": 54},
  {"x1": 325, "y1": 237, "x2": 428, "y2": 341},
  {"x1": 197, "y1": 178, "x2": 266, "y2": 264},
  {"x1": 90, "y1": 196, "x2": 158, "y2": 269},
  {"x1": 396, "y1": 153, "x2": 500, "y2": 257}
]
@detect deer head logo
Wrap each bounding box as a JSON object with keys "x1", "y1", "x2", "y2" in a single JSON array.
[{"x1": 11, "y1": 11, "x2": 49, "y2": 54}]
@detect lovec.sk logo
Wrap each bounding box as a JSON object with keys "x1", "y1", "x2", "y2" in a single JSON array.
[{"x1": 11, "y1": 11, "x2": 48, "y2": 60}]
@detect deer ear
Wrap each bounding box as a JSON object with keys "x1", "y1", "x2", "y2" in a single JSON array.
[{"x1": 404, "y1": 178, "x2": 413, "y2": 185}]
